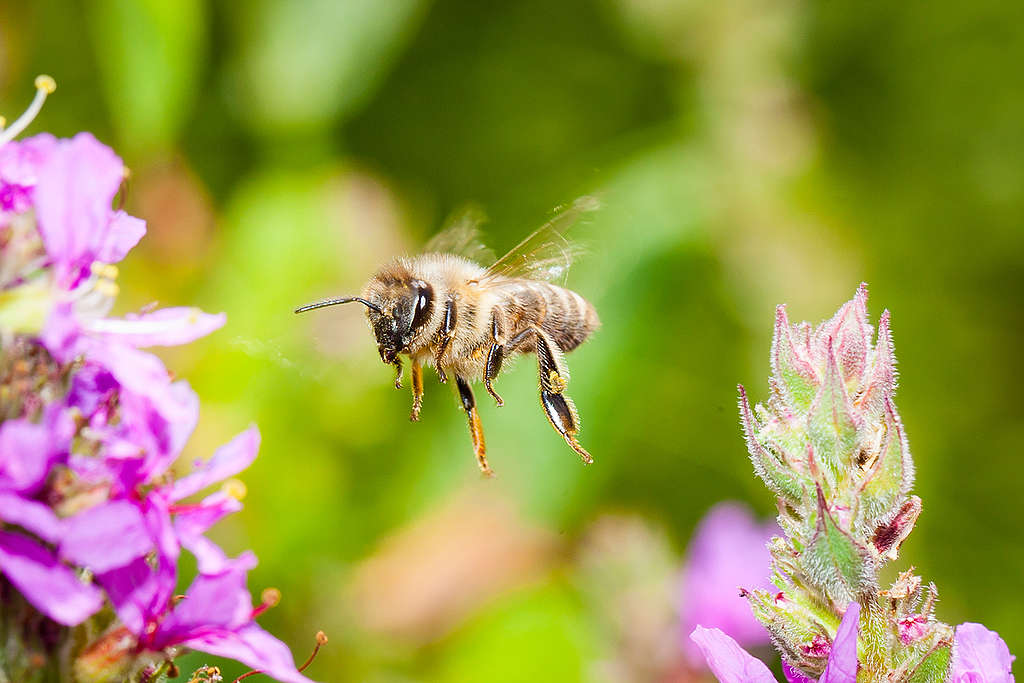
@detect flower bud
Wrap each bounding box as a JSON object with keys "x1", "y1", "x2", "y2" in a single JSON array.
[
  {"x1": 73, "y1": 627, "x2": 139, "y2": 683},
  {"x1": 741, "y1": 285, "x2": 957, "y2": 682}
]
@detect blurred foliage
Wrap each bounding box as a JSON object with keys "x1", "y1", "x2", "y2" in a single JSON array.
[{"x1": 2, "y1": 0, "x2": 1022, "y2": 680}]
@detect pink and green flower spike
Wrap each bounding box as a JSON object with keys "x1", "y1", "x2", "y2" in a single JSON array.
[{"x1": 691, "y1": 286, "x2": 1015, "y2": 682}]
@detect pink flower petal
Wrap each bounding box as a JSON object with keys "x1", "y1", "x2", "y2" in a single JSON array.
[
  {"x1": 0, "y1": 133, "x2": 56, "y2": 186},
  {"x1": 681, "y1": 502, "x2": 777, "y2": 661},
  {"x1": 0, "y1": 530, "x2": 103, "y2": 626},
  {"x1": 950, "y1": 623, "x2": 1015, "y2": 683},
  {"x1": 100, "y1": 557, "x2": 165, "y2": 635},
  {"x1": 689, "y1": 626, "x2": 777, "y2": 683},
  {"x1": 174, "y1": 491, "x2": 241, "y2": 573},
  {"x1": 88, "y1": 307, "x2": 226, "y2": 348},
  {"x1": 40, "y1": 301, "x2": 83, "y2": 362},
  {"x1": 0, "y1": 417, "x2": 57, "y2": 494},
  {"x1": 0, "y1": 134, "x2": 56, "y2": 211},
  {"x1": 61, "y1": 499, "x2": 154, "y2": 573},
  {"x1": 170, "y1": 426, "x2": 260, "y2": 502},
  {"x1": 821, "y1": 602, "x2": 860, "y2": 683},
  {"x1": 158, "y1": 552, "x2": 258, "y2": 637},
  {"x1": 100, "y1": 497, "x2": 179, "y2": 636},
  {"x1": 183, "y1": 623, "x2": 317, "y2": 683},
  {"x1": 98, "y1": 211, "x2": 146, "y2": 263},
  {"x1": 34, "y1": 133, "x2": 127, "y2": 285},
  {"x1": 85, "y1": 343, "x2": 198, "y2": 448},
  {"x1": 0, "y1": 492, "x2": 64, "y2": 543},
  {"x1": 182, "y1": 533, "x2": 231, "y2": 574}
]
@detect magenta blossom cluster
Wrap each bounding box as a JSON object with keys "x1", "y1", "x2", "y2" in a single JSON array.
[{"x1": 0, "y1": 81, "x2": 313, "y2": 682}]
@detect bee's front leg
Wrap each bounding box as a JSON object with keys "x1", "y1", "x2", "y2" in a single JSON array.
[
  {"x1": 455, "y1": 375, "x2": 493, "y2": 477},
  {"x1": 392, "y1": 357, "x2": 403, "y2": 389},
  {"x1": 532, "y1": 327, "x2": 593, "y2": 465},
  {"x1": 434, "y1": 298, "x2": 456, "y2": 384},
  {"x1": 410, "y1": 360, "x2": 424, "y2": 421}
]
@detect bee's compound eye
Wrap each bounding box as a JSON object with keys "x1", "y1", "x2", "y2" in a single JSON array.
[{"x1": 410, "y1": 280, "x2": 433, "y2": 333}]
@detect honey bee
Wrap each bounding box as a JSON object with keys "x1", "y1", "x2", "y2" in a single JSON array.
[{"x1": 295, "y1": 198, "x2": 601, "y2": 476}]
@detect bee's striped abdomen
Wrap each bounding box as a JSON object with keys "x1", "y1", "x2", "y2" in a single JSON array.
[{"x1": 502, "y1": 281, "x2": 599, "y2": 352}]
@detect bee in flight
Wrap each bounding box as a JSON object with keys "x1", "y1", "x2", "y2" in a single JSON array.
[{"x1": 295, "y1": 197, "x2": 600, "y2": 476}]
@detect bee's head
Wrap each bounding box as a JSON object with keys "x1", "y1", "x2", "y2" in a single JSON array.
[
  {"x1": 295, "y1": 264, "x2": 433, "y2": 366},
  {"x1": 364, "y1": 269, "x2": 434, "y2": 364}
]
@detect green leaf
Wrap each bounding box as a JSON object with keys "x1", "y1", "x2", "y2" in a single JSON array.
[
  {"x1": 739, "y1": 386, "x2": 805, "y2": 503},
  {"x1": 88, "y1": 0, "x2": 206, "y2": 154},
  {"x1": 229, "y1": 0, "x2": 427, "y2": 134},
  {"x1": 771, "y1": 306, "x2": 817, "y2": 411},
  {"x1": 857, "y1": 402, "x2": 910, "y2": 528},
  {"x1": 907, "y1": 643, "x2": 952, "y2": 683},
  {"x1": 858, "y1": 401, "x2": 917, "y2": 549},
  {"x1": 807, "y1": 340, "x2": 860, "y2": 479},
  {"x1": 803, "y1": 487, "x2": 875, "y2": 603}
]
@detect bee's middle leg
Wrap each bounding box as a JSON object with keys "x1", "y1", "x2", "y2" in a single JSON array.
[
  {"x1": 410, "y1": 360, "x2": 424, "y2": 421},
  {"x1": 434, "y1": 297, "x2": 456, "y2": 384},
  {"x1": 456, "y1": 375, "x2": 493, "y2": 477},
  {"x1": 484, "y1": 309, "x2": 507, "y2": 407}
]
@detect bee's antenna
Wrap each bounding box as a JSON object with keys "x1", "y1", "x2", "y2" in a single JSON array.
[{"x1": 294, "y1": 297, "x2": 381, "y2": 314}]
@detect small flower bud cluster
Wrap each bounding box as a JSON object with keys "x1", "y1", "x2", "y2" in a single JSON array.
[
  {"x1": 739, "y1": 285, "x2": 953, "y2": 681},
  {"x1": 0, "y1": 80, "x2": 315, "y2": 682}
]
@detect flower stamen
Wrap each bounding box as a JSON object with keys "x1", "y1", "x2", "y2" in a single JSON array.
[
  {"x1": 230, "y1": 631, "x2": 327, "y2": 682},
  {"x1": 223, "y1": 478, "x2": 247, "y2": 501},
  {"x1": 250, "y1": 587, "x2": 280, "y2": 619},
  {"x1": 0, "y1": 75, "x2": 56, "y2": 147},
  {"x1": 298, "y1": 631, "x2": 328, "y2": 672}
]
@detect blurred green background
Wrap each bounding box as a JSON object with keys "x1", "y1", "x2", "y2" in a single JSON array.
[{"x1": 3, "y1": 0, "x2": 1022, "y2": 680}]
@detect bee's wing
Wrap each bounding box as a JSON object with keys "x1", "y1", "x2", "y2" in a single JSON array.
[
  {"x1": 423, "y1": 205, "x2": 496, "y2": 265},
  {"x1": 481, "y1": 196, "x2": 599, "y2": 285}
]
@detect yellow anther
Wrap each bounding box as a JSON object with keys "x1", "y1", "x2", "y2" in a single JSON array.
[
  {"x1": 0, "y1": 76, "x2": 57, "y2": 146},
  {"x1": 91, "y1": 262, "x2": 119, "y2": 279},
  {"x1": 222, "y1": 478, "x2": 247, "y2": 501},
  {"x1": 0, "y1": 116, "x2": 6, "y2": 129},
  {"x1": 261, "y1": 587, "x2": 281, "y2": 608},
  {"x1": 94, "y1": 280, "x2": 120, "y2": 298},
  {"x1": 122, "y1": 165, "x2": 131, "y2": 180},
  {"x1": 34, "y1": 75, "x2": 57, "y2": 95}
]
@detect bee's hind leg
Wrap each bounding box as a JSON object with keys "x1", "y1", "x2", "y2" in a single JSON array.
[
  {"x1": 531, "y1": 327, "x2": 593, "y2": 465},
  {"x1": 455, "y1": 375, "x2": 493, "y2": 477},
  {"x1": 410, "y1": 360, "x2": 424, "y2": 421}
]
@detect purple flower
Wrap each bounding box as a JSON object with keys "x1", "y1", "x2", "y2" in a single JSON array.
[
  {"x1": 61, "y1": 499, "x2": 155, "y2": 573},
  {"x1": 950, "y1": 623, "x2": 1015, "y2": 683},
  {"x1": 0, "y1": 133, "x2": 55, "y2": 213},
  {"x1": 0, "y1": 93, "x2": 316, "y2": 680},
  {"x1": 0, "y1": 530, "x2": 104, "y2": 625},
  {"x1": 680, "y1": 502, "x2": 778, "y2": 662},
  {"x1": 32, "y1": 132, "x2": 144, "y2": 288},
  {"x1": 0, "y1": 405, "x2": 103, "y2": 626},
  {"x1": 81, "y1": 428, "x2": 259, "y2": 625},
  {"x1": 0, "y1": 407, "x2": 71, "y2": 495},
  {"x1": 690, "y1": 602, "x2": 861, "y2": 683},
  {"x1": 143, "y1": 554, "x2": 315, "y2": 683}
]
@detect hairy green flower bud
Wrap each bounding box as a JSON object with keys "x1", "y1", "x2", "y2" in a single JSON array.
[{"x1": 739, "y1": 285, "x2": 954, "y2": 682}]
